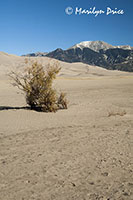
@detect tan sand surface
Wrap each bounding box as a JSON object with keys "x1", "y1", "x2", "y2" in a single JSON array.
[{"x1": 0, "y1": 53, "x2": 133, "y2": 200}]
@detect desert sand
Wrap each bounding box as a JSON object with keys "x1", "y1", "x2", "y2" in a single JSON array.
[{"x1": 0, "y1": 53, "x2": 133, "y2": 200}]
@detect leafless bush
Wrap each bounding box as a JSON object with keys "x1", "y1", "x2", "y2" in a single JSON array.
[
  {"x1": 10, "y1": 60, "x2": 68, "y2": 112},
  {"x1": 108, "y1": 110, "x2": 126, "y2": 117}
]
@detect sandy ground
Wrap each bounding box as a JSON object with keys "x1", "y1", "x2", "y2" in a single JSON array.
[{"x1": 0, "y1": 53, "x2": 133, "y2": 200}]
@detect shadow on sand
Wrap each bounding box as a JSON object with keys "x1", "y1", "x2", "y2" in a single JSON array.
[{"x1": 0, "y1": 106, "x2": 30, "y2": 111}]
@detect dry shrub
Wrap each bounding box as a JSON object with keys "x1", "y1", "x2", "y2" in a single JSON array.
[
  {"x1": 58, "y1": 92, "x2": 68, "y2": 109},
  {"x1": 10, "y1": 60, "x2": 68, "y2": 112},
  {"x1": 108, "y1": 110, "x2": 126, "y2": 117}
]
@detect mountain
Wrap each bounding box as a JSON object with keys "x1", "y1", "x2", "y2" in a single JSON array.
[
  {"x1": 69, "y1": 41, "x2": 133, "y2": 52},
  {"x1": 101, "y1": 48, "x2": 133, "y2": 71},
  {"x1": 69, "y1": 41, "x2": 114, "y2": 52},
  {"x1": 22, "y1": 52, "x2": 48, "y2": 57},
  {"x1": 46, "y1": 47, "x2": 108, "y2": 66},
  {"x1": 22, "y1": 41, "x2": 133, "y2": 72},
  {"x1": 116, "y1": 45, "x2": 133, "y2": 50}
]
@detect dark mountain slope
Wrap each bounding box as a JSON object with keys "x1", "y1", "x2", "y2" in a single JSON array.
[{"x1": 46, "y1": 47, "x2": 133, "y2": 72}]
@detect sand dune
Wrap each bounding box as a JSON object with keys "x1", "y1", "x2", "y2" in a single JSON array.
[
  {"x1": 0, "y1": 52, "x2": 131, "y2": 79},
  {"x1": 0, "y1": 52, "x2": 133, "y2": 200}
]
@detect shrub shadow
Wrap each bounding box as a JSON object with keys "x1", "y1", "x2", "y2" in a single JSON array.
[
  {"x1": 0, "y1": 106, "x2": 30, "y2": 111},
  {"x1": 0, "y1": 106, "x2": 56, "y2": 112}
]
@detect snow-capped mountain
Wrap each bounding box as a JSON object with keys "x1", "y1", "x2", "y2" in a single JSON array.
[
  {"x1": 69, "y1": 41, "x2": 133, "y2": 52},
  {"x1": 45, "y1": 41, "x2": 133, "y2": 72},
  {"x1": 22, "y1": 41, "x2": 133, "y2": 72},
  {"x1": 69, "y1": 41, "x2": 114, "y2": 52},
  {"x1": 116, "y1": 45, "x2": 133, "y2": 50}
]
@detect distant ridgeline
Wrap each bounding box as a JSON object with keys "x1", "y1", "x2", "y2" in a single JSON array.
[{"x1": 22, "y1": 41, "x2": 133, "y2": 72}]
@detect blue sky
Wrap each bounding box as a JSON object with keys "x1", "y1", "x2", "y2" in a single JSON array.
[{"x1": 0, "y1": 0, "x2": 132, "y2": 55}]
